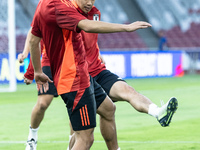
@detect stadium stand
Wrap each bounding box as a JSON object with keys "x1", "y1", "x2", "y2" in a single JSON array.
[
  {"x1": 0, "y1": 0, "x2": 31, "y2": 53},
  {"x1": 98, "y1": 32, "x2": 147, "y2": 50},
  {"x1": 18, "y1": 0, "x2": 39, "y2": 18},
  {"x1": 1, "y1": 0, "x2": 200, "y2": 52},
  {"x1": 94, "y1": 0, "x2": 149, "y2": 49},
  {"x1": 135, "y1": 0, "x2": 200, "y2": 49},
  {"x1": 166, "y1": 23, "x2": 200, "y2": 48},
  {"x1": 15, "y1": 0, "x2": 32, "y2": 53},
  {"x1": 94, "y1": 0, "x2": 129, "y2": 24},
  {"x1": 0, "y1": 1, "x2": 9, "y2": 52},
  {"x1": 0, "y1": 35, "x2": 8, "y2": 52},
  {"x1": 11, "y1": 0, "x2": 148, "y2": 51}
]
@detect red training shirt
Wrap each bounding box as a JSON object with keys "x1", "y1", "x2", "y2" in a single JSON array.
[
  {"x1": 81, "y1": 7, "x2": 106, "y2": 77},
  {"x1": 31, "y1": 0, "x2": 90, "y2": 95}
]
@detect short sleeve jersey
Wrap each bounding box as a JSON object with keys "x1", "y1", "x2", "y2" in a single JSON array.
[
  {"x1": 31, "y1": 0, "x2": 90, "y2": 95},
  {"x1": 80, "y1": 7, "x2": 106, "y2": 77}
]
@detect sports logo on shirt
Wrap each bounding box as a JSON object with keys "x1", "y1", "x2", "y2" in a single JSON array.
[{"x1": 93, "y1": 14, "x2": 99, "y2": 21}]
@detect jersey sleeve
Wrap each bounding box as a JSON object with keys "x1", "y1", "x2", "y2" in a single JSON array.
[
  {"x1": 31, "y1": 2, "x2": 42, "y2": 37},
  {"x1": 24, "y1": 58, "x2": 34, "y2": 80},
  {"x1": 55, "y1": 4, "x2": 87, "y2": 33}
]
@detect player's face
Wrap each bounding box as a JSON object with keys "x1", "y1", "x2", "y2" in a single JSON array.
[{"x1": 75, "y1": 0, "x2": 95, "y2": 13}]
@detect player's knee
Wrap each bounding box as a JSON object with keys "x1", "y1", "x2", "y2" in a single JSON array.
[
  {"x1": 105, "y1": 103, "x2": 116, "y2": 120},
  {"x1": 37, "y1": 100, "x2": 49, "y2": 111},
  {"x1": 37, "y1": 96, "x2": 52, "y2": 111},
  {"x1": 80, "y1": 132, "x2": 94, "y2": 149}
]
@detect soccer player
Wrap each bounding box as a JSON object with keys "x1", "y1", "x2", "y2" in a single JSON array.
[
  {"x1": 82, "y1": 10, "x2": 178, "y2": 127},
  {"x1": 67, "y1": 1, "x2": 178, "y2": 147},
  {"x1": 29, "y1": 0, "x2": 152, "y2": 150},
  {"x1": 18, "y1": 28, "x2": 59, "y2": 150}
]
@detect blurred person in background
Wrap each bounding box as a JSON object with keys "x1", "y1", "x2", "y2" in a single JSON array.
[{"x1": 158, "y1": 30, "x2": 169, "y2": 51}]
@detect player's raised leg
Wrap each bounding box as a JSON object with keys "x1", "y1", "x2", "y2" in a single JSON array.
[
  {"x1": 109, "y1": 80, "x2": 178, "y2": 126},
  {"x1": 94, "y1": 70, "x2": 178, "y2": 127}
]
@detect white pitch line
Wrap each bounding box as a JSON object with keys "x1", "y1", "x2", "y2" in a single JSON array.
[{"x1": 0, "y1": 141, "x2": 200, "y2": 144}]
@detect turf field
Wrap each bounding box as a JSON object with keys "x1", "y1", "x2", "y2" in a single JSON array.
[{"x1": 0, "y1": 74, "x2": 200, "y2": 150}]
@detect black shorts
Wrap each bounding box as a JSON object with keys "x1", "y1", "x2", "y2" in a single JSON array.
[
  {"x1": 38, "y1": 66, "x2": 58, "y2": 97},
  {"x1": 61, "y1": 76, "x2": 106, "y2": 131},
  {"x1": 93, "y1": 69, "x2": 125, "y2": 95}
]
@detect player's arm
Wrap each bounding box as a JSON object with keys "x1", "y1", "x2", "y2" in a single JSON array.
[
  {"x1": 19, "y1": 27, "x2": 44, "y2": 85},
  {"x1": 29, "y1": 33, "x2": 52, "y2": 93},
  {"x1": 78, "y1": 20, "x2": 152, "y2": 33},
  {"x1": 18, "y1": 27, "x2": 32, "y2": 63},
  {"x1": 17, "y1": 27, "x2": 35, "y2": 84},
  {"x1": 29, "y1": 33, "x2": 42, "y2": 75}
]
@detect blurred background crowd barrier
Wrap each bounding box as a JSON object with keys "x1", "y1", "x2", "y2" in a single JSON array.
[{"x1": 0, "y1": 0, "x2": 200, "y2": 85}]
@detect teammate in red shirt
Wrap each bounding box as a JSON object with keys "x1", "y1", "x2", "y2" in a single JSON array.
[
  {"x1": 68, "y1": 3, "x2": 178, "y2": 147},
  {"x1": 78, "y1": 1, "x2": 178, "y2": 128}
]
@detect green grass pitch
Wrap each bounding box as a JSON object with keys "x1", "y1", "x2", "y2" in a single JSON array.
[{"x1": 0, "y1": 74, "x2": 200, "y2": 150}]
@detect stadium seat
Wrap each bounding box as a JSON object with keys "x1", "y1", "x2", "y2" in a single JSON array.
[{"x1": 98, "y1": 32, "x2": 147, "y2": 49}]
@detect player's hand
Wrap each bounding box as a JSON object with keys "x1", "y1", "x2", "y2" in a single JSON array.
[
  {"x1": 18, "y1": 53, "x2": 27, "y2": 63},
  {"x1": 23, "y1": 76, "x2": 33, "y2": 85},
  {"x1": 126, "y1": 21, "x2": 152, "y2": 32},
  {"x1": 34, "y1": 72, "x2": 53, "y2": 93}
]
